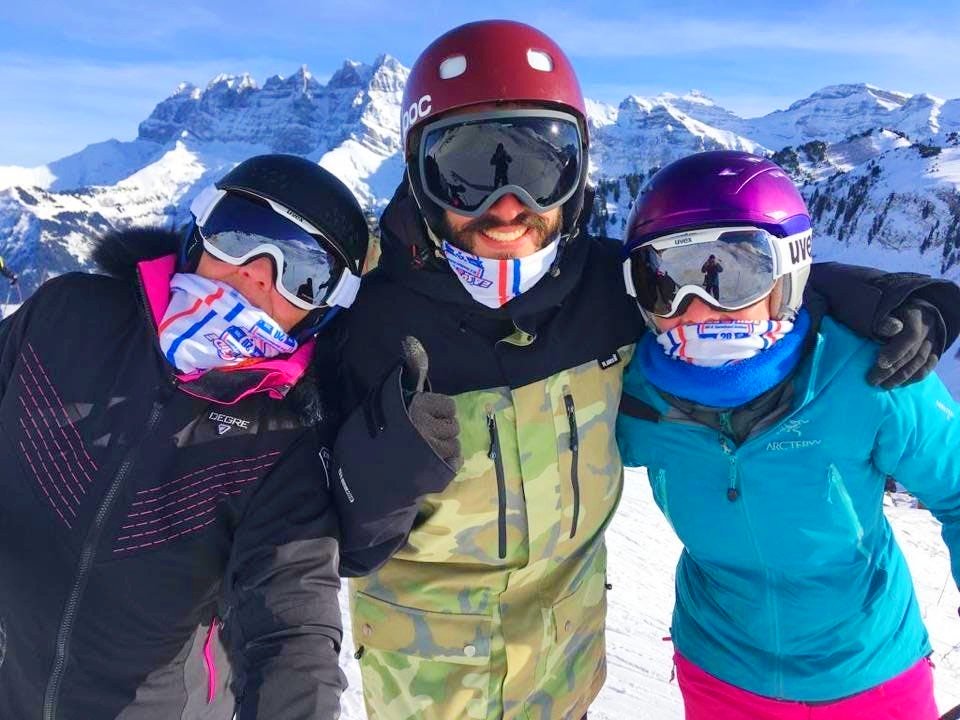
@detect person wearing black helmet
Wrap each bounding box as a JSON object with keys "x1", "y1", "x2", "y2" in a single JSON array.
[{"x1": 0, "y1": 153, "x2": 460, "y2": 720}]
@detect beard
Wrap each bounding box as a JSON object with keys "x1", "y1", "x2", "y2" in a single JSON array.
[{"x1": 441, "y1": 209, "x2": 562, "y2": 258}]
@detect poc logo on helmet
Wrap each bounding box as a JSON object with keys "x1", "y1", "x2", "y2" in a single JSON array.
[{"x1": 401, "y1": 94, "x2": 433, "y2": 143}]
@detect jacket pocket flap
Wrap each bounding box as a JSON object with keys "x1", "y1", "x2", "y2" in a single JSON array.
[
  {"x1": 553, "y1": 557, "x2": 607, "y2": 644},
  {"x1": 353, "y1": 592, "x2": 492, "y2": 665}
]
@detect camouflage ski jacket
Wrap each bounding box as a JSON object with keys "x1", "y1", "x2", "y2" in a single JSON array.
[{"x1": 340, "y1": 183, "x2": 642, "y2": 720}]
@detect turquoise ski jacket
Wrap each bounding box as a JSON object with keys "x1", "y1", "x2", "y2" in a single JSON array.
[{"x1": 617, "y1": 317, "x2": 960, "y2": 701}]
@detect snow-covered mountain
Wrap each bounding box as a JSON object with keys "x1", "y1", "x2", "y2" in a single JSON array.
[
  {"x1": 2, "y1": 63, "x2": 960, "y2": 388},
  {"x1": 0, "y1": 55, "x2": 407, "y2": 292}
]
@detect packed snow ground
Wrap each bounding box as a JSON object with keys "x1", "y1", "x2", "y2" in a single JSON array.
[{"x1": 335, "y1": 470, "x2": 960, "y2": 719}]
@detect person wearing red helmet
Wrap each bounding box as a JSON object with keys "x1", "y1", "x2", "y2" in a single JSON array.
[{"x1": 339, "y1": 20, "x2": 960, "y2": 720}]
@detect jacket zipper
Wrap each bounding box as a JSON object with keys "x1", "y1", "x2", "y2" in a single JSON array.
[
  {"x1": 720, "y1": 433, "x2": 783, "y2": 695},
  {"x1": 42, "y1": 398, "x2": 167, "y2": 720},
  {"x1": 656, "y1": 409, "x2": 792, "y2": 694},
  {"x1": 486, "y1": 410, "x2": 507, "y2": 560},
  {"x1": 564, "y1": 392, "x2": 580, "y2": 539}
]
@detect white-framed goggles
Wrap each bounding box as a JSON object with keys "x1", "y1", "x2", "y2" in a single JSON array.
[
  {"x1": 189, "y1": 185, "x2": 361, "y2": 312},
  {"x1": 623, "y1": 225, "x2": 813, "y2": 317}
]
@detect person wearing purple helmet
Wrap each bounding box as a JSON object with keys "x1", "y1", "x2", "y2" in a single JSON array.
[{"x1": 616, "y1": 151, "x2": 960, "y2": 719}]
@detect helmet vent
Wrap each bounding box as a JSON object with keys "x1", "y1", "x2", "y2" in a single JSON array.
[
  {"x1": 718, "y1": 168, "x2": 741, "y2": 176},
  {"x1": 527, "y1": 49, "x2": 553, "y2": 72},
  {"x1": 438, "y1": 55, "x2": 467, "y2": 79}
]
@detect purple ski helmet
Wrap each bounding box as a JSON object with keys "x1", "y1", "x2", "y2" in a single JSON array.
[{"x1": 624, "y1": 151, "x2": 812, "y2": 319}]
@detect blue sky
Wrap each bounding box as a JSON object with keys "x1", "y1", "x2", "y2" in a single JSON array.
[{"x1": 2, "y1": 0, "x2": 959, "y2": 166}]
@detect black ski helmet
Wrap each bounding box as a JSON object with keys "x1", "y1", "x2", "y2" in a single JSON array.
[
  {"x1": 181, "y1": 154, "x2": 369, "y2": 277},
  {"x1": 181, "y1": 154, "x2": 370, "y2": 339}
]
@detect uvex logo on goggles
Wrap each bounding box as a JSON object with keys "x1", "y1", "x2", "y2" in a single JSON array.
[
  {"x1": 418, "y1": 109, "x2": 583, "y2": 217},
  {"x1": 623, "y1": 226, "x2": 813, "y2": 317},
  {"x1": 189, "y1": 187, "x2": 361, "y2": 312}
]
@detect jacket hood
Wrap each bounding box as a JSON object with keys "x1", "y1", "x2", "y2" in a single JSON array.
[
  {"x1": 91, "y1": 226, "x2": 183, "y2": 282},
  {"x1": 376, "y1": 178, "x2": 593, "y2": 328}
]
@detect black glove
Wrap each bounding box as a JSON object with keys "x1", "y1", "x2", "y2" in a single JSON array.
[
  {"x1": 400, "y1": 336, "x2": 462, "y2": 472},
  {"x1": 333, "y1": 336, "x2": 463, "y2": 575},
  {"x1": 868, "y1": 299, "x2": 943, "y2": 389}
]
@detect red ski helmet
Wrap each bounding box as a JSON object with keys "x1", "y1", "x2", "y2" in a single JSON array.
[{"x1": 402, "y1": 20, "x2": 591, "y2": 245}]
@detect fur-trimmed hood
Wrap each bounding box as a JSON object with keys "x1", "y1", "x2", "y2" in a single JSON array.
[
  {"x1": 90, "y1": 226, "x2": 333, "y2": 427},
  {"x1": 91, "y1": 226, "x2": 183, "y2": 283}
]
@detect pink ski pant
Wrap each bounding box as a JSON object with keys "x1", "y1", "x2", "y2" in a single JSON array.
[{"x1": 675, "y1": 653, "x2": 938, "y2": 720}]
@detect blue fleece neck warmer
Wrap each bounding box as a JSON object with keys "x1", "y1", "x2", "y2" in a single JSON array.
[{"x1": 637, "y1": 309, "x2": 811, "y2": 409}]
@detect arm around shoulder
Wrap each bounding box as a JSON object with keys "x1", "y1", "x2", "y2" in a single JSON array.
[{"x1": 808, "y1": 261, "x2": 960, "y2": 348}]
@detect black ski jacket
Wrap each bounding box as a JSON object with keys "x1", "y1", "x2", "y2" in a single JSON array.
[{"x1": 0, "y1": 229, "x2": 409, "y2": 720}]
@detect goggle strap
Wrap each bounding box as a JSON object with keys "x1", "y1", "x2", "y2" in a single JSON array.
[
  {"x1": 190, "y1": 186, "x2": 227, "y2": 227},
  {"x1": 260, "y1": 196, "x2": 325, "y2": 238},
  {"x1": 771, "y1": 230, "x2": 814, "y2": 274},
  {"x1": 325, "y1": 270, "x2": 361, "y2": 309}
]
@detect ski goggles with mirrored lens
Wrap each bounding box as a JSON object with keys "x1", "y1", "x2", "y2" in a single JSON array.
[
  {"x1": 623, "y1": 226, "x2": 813, "y2": 317},
  {"x1": 418, "y1": 109, "x2": 584, "y2": 217},
  {"x1": 189, "y1": 187, "x2": 361, "y2": 311}
]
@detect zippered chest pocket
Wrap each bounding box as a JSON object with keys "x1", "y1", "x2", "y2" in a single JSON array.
[
  {"x1": 486, "y1": 412, "x2": 508, "y2": 559},
  {"x1": 563, "y1": 392, "x2": 581, "y2": 539},
  {"x1": 395, "y1": 393, "x2": 520, "y2": 566},
  {"x1": 546, "y1": 366, "x2": 622, "y2": 547},
  {"x1": 644, "y1": 460, "x2": 757, "y2": 568},
  {"x1": 751, "y1": 463, "x2": 875, "y2": 570}
]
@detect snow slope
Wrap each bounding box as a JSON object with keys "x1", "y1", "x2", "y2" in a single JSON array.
[{"x1": 335, "y1": 470, "x2": 960, "y2": 719}]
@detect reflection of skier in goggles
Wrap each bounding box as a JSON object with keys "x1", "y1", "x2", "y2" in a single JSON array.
[
  {"x1": 700, "y1": 254, "x2": 723, "y2": 300},
  {"x1": 624, "y1": 224, "x2": 810, "y2": 318}
]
